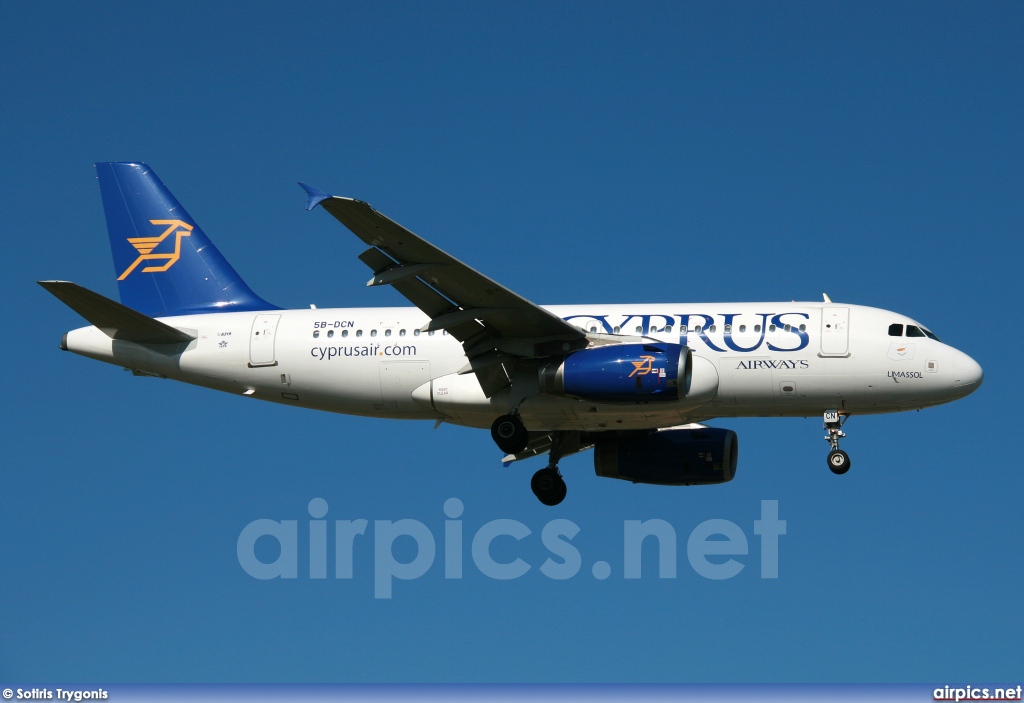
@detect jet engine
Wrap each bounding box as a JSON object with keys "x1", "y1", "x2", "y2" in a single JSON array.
[
  {"x1": 538, "y1": 343, "x2": 691, "y2": 403},
  {"x1": 593, "y1": 427, "x2": 738, "y2": 485}
]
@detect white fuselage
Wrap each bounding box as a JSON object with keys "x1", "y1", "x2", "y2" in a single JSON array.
[{"x1": 62, "y1": 302, "x2": 982, "y2": 431}]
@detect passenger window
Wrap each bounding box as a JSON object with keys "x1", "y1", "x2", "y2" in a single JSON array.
[
  {"x1": 724, "y1": 324, "x2": 732, "y2": 333},
  {"x1": 414, "y1": 329, "x2": 420, "y2": 336},
  {"x1": 429, "y1": 331, "x2": 435, "y2": 336},
  {"x1": 769, "y1": 324, "x2": 776, "y2": 332},
  {"x1": 888, "y1": 323, "x2": 903, "y2": 337},
  {"x1": 906, "y1": 325, "x2": 925, "y2": 338},
  {"x1": 694, "y1": 325, "x2": 702, "y2": 333},
  {"x1": 327, "y1": 329, "x2": 334, "y2": 338},
  {"x1": 799, "y1": 324, "x2": 806, "y2": 332},
  {"x1": 665, "y1": 325, "x2": 673, "y2": 334},
  {"x1": 385, "y1": 329, "x2": 392, "y2": 337},
  {"x1": 399, "y1": 329, "x2": 406, "y2": 337},
  {"x1": 754, "y1": 324, "x2": 761, "y2": 333},
  {"x1": 613, "y1": 326, "x2": 621, "y2": 334},
  {"x1": 681, "y1": 325, "x2": 688, "y2": 334},
  {"x1": 709, "y1": 325, "x2": 716, "y2": 333},
  {"x1": 739, "y1": 324, "x2": 746, "y2": 333},
  {"x1": 783, "y1": 324, "x2": 791, "y2": 332},
  {"x1": 370, "y1": 329, "x2": 378, "y2": 337},
  {"x1": 342, "y1": 330, "x2": 349, "y2": 338},
  {"x1": 635, "y1": 326, "x2": 643, "y2": 334},
  {"x1": 356, "y1": 330, "x2": 363, "y2": 337},
  {"x1": 313, "y1": 330, "x2": 320, "y2": 338}
]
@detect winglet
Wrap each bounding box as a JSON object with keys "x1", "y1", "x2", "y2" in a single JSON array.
[
  {"x1": 299, "y1": 182, "x2": 332, "y2": 211},
  {"x1": 823, "y1": 293, "x2": 832, "y2": 303}
]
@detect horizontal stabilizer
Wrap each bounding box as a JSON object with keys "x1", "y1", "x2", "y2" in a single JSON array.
[{"x1": 38, "y1": 281, "x2": 196, "y2": 344}]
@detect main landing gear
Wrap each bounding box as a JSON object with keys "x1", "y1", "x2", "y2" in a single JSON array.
[
  {"x1": 824, "y1": 409, "x2": 851, "y2": 475},
  {"x1": 491, "y1": 413, "x2": 528, "y2": 455},
  {"x1": 531, "y1": 431, "x2": 572, "y2": 506},
  {"x1": 490, "y1": 412, "x2": 571, "y2": 506},
  {"x1": 531, "y1": 467, "x2": 567, "y2": 506}
]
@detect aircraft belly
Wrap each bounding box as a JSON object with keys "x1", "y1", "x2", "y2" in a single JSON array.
[{"x1": 518, "y1": 397, "x2": 691, "y2": 432}]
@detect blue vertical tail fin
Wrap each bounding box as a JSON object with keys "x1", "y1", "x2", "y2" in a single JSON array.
[{"x1": 96, "y1": 162, "x2": 278, "y2": 317}]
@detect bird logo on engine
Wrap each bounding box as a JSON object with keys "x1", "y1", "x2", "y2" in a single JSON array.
[{"x1": 628, "y1": 355, "x2": 656, "y2": 377}]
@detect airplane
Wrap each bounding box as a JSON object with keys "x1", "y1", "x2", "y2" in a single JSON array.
[{"x1": 40, "y1": 162, "x2": 984, "y2": 505}]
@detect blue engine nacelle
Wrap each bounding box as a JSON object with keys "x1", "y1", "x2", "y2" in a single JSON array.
[
  {"x1": 538, "y1": 343, "x2": 692, "y2": 403},
  {"x1": 593, "y1": 427, "x2": 738, "y2": 486}
]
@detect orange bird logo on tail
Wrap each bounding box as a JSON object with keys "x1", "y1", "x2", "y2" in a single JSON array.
[{"x1": 117, "y1": 219, "x2": 193, "y2": 280}]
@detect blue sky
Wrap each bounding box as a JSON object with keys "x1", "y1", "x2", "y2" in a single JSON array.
[{"x1": 1, "y1": 0, "x2": 1021, "y2": 683}]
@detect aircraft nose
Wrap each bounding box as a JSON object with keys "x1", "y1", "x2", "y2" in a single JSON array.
[{"x1": 952, "y1": 350, "x2": 983, "y2": 395}]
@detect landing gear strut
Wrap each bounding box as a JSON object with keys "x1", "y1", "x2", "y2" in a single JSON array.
[
  {"x1": 531, "y1": 431, "x2": 572, "y2": 506},
  {"x1": 823, "y1": 409, "x2": 851, "y2": 475},
  {"x1": 491, "y1": 413, "x2": 528, "y2": 454}
]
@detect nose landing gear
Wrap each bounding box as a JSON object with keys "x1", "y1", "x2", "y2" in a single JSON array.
[{"x1": 824, "y1": 409, "x2": 851, "y2": 474}]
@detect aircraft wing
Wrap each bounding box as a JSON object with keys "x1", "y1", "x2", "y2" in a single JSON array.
[{"x1": 302, "y1": 185, "x2": 587, "y2": 394}]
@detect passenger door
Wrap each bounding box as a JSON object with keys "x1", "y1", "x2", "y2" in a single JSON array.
[
  {"x1": 249, "y1": 314, "x2": 281, "y2": 367},
  {"x1": 820, "y1": 307, "x2": 850, "y2": 357}
]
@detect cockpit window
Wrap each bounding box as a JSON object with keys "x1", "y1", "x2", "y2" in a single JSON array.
[
  {"x1": 922, "y1": 328, "x2": 940, "y2": 342},
  {"x1": 888, "y1": 323, "x2": 903, "y2": 337},
  {"x1": 906, "y1": 325, "x2": 926, "y2": 338}
]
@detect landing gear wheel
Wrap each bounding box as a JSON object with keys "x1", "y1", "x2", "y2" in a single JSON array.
[
  {"x1": 827, "y1": 449, "x2": 851, "y2": 475},
  {"x1": 531, "y1": 467, "x2": 567, "y2": 506},
  {"x1": 823, "y1": 410, "x2": 851, "y2": 475},
  {"x1": 491, "y1": 414, "x2": 529, "y2": 454}
]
